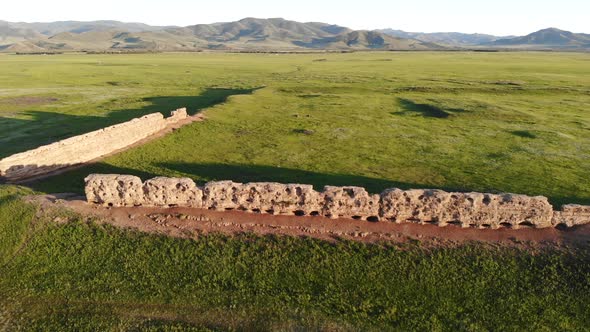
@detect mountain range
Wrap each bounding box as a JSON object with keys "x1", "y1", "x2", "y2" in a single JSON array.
[
  {"x1": 489, "y1": 28, "x2": 590, "y2": 48},
  {"x1": 0, "y1": 18, "x2": 439, "y2": 52},
  {"x1": 0, "y1": 18, "x2": 588, "y2": 52},
  {"x1": 377, "y1": 29, "x2": 511, "y2": 46},
  {"x1": 379, "y1": 28, "x2": 590, "y2": 49}
]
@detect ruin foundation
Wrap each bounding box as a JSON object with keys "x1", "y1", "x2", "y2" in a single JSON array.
[
  {"x1": 84, "y1": 174, "x2": 590, "y2": 229},
  {"x1": 0, "y1": 108, "x2": 188, "y2": 182}
]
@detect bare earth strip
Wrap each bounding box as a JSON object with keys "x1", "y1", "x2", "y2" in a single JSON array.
[{"x1": 31, "y1": 194, "x2": 590, "y2": 248}]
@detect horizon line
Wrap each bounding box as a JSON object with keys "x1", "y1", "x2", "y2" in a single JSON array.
[{"x1": 2, "y1": 17, "x2": 586, "y2": 36}]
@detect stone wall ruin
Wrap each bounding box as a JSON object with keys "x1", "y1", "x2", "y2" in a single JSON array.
[
  {"x1": 84, "y1": 174, "x2": 590, "y2": 229},
  {"x1": 0, "y1": 108, "x2": 188, "y2": 182}
]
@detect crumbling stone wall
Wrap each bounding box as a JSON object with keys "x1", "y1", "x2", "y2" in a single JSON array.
[
  {"x1": 380, "y1": 189, "x2": 553, "y2": 229},
  {"x1": 84, "y1": 174, "x2": 590, "y2": 229},
  {"x1": 552, "y1": 205, "x2": 590, "y2": 227},
  {"x1": 0, "y1": 109, "x2": 188, "y2": 182},
  {"x1": 202, "y1": 181, "x2": 322, "y2": 215}
]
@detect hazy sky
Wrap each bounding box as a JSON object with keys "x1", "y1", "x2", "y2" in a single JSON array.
[{"x1": 3, "y1": 0, "x2": 589, "y2": 35}]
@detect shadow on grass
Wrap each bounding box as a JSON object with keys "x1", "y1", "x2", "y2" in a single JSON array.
[
  {"x1": 0, "y1": 88, "x2": 257, "y2": 159},
  {"x1": 510, "y1": 130, "x2": 537, "y2": 139},
  {"x1": 157, "y1": 162, "x2": 436, "y2": 194},
  {"x1": 395, "y1": 98, "x2": 467, "y2": 118},
  {"x1": 31, "y1": 162, "x2": 436, "y2": 195},
  {"x1": 30, "y1": 162, "x2": 590, "y2": 208}
]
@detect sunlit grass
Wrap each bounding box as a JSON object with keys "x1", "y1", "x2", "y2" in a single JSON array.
[
  {"x1": 1, "y1": 52, "x2": 590, "y2": 330},
  {"x1": 1, "y1": 186, "x2": 589, "y2": 330}
]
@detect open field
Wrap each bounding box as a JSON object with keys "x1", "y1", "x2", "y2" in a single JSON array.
[
  {"x1": 1, "y1": 52, "x2": 590, "y2": 330},
  {"x1": 0, "y1": 52, "x2": 588, "y2": 206},
  {"x1": 2, "y1": 186, "x2": 590, "y2": 330}
]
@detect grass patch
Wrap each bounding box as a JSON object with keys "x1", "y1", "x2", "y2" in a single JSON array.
[
  {"x1": 0, "y1": 52, "x2": 583, "y2": 206},
  {"x1": 0, "y1": 185, "x2": 35, "y2": 266},
  {"x1": 1, "y1": 52, "x2": 590, "y2": 329},
  {"x1": 0, "y1": 186, "x2": 589, "y2": 330}
]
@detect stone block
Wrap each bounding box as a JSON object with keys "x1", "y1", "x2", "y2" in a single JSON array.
[
  {"x1": 322, "y1": 186, "x2": 380, "y2": 220},
  {"x1": 84, "y1": 174, "x2": 143, "y2": 207},
  {"x1": 143, "y1": 177, "x2": 202, "y2": 207}
]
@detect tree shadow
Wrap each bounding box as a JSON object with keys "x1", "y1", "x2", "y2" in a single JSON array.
[
  {"x1": 0, "y1": 88, "x2": 256, "y2": 159},
  {"x1": 394, "y1": 98, "x2": 467, "y2": 118}
]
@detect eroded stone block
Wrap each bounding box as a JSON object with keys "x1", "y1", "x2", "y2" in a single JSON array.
[
  {"x1": 379, "y1": 189, "x2": 449, "y2": 224},
  {"x1": 84, "y1": 174, "x2": 143, "y2": 207},
  {"x1": 322, "y1": 186, "x2": 380, "y2": 220},
  {"x1": 202, "y1": 181, "x2": 243, "y2": 210},
  {"x1": 552, "y1": 205, "x2": 590, "y2": 227},
  {"x1": 238, "y1": 182, "x2": 322, "y2": 215},
  {"x1": 379, "y1": 189, "x2": 553, "y2": 228},
  {"x1": 143, "y1": 177, "x2": 202, "y2": 207}
]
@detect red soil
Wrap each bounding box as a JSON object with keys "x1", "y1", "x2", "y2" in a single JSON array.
[{"x1": 31, "y1": 194, "x2": 590, "y2": 248}]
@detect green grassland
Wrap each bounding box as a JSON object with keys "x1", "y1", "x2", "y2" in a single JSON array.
[
  {"x1": 1, "y1": 52, "x2": 590, "y2": 330},
  {"x1": 0, "y1": 52, "x2": 587, "y2": 205},
  {"x1": 1, "y1": 186, "x2": 589, "y2": 331}
]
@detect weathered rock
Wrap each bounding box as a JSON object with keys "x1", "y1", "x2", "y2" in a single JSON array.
[
  {"x1": 167, "y1": 108, "x2": 188, "y2": 124},
  {"x1": 481, "y1": 193, "x2": 553, "y2": 229},
  {"x1": 143, "y1": 177, "x2": 202, "y2": 207},
  {"x1": 237, "y1": 182, "x2": 322, "y2": 215},
  {"x1": 83, "y1": 174, "x2": 582, "y2": 229},
  {"x1": 322, "y1": 186, "x2": 380, "y2": 220},
  {"x1": 380, "y1": 189, "x2": 553, "y2": 228},
  {"x1": 84, "y1": 174, "x2": 143, "y2": 207},
  {"x1": 201, "y1": 181, "x2": 322, "y2": 215},
  {"x1": 202, "y1": 181, "x2": 243, "y2": 211},
  {"x1": 380, "y1": 189, "x2": 452, "y2": 224},
  {"x1": 0, "y1": 110, "x2": 188, "y2": 182},
  {"x1": 552, "y1": 205, "x2": 590, "y2": 227}
]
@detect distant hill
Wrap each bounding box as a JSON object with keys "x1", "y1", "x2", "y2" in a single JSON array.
[
  {"x1": 378, "y1": 29, "x2": 508, "y2": 46},
  {"x1": 490, "y1": 28, "x2": 590, "y2": 48},
  {"x1": 3, "y1": 19, "x2": 588, "y2": 52},
  {"x1": 0, "y1": 18, "x2": 441, "y2": 52},
  {"x1": 174, "y1": 18, "x2": 440, "y2": 50},
  {"x1": 4, "y1": 20, "x2": 175, "y2": 36},
  {"x1": 182, "y1": 18, "x2": 353, "y2": 43},
  {"x1": 0, "y1": 21, "x2": 44, "y2": 44}
]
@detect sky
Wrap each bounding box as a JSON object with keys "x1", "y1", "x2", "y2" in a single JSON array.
[{"x1": 3, "y1": 0, "x2": 590, "y2": 36}]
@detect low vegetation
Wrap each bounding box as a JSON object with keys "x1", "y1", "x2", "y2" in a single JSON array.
[
  {"x1": 1, "y1": 51, "x2": 589, "y2": 330},
  {"x1": 2, "y1": 52, "x2": 585, "y2": 207},
  {"x1": 1, "y1": 186, "x2": 589, "y2": 330}
]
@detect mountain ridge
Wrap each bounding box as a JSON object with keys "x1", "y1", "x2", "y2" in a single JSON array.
[
  {"x1": 0, "y1": 18, "x2": 439, "y2": 52},
  {"x1": 1, "y1": 18, "x2": 588, "y2": 52},
  {"x1": 377, "y1": 29, "x2": 512, "y2": 46},
  {"x1": 490, "y1": 27, "x2": 590, "y2": 48},
  {"x1": 379, "y1": 27, "x2": 590, "y2": 49}
]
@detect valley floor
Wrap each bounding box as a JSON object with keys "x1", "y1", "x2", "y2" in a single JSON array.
[
  {"x1": 1, "y1": 186, "x2": 589, "y2": 331},
  {"x1": 1, "y1": 52, "x2": 589, "y2": 330}
]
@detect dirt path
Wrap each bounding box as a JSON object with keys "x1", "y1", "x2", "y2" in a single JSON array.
[{"x1": 31, "y1": 194, "x2": 590, "y2": 248}]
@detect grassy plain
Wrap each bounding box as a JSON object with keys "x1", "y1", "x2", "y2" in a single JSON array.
[
  {"x1": 1, "y1": 186, "x2": 590, "y2": 331},
  {"x1": 0, "y1": 52, "x2": 590, "y2": 330},
  {"x1": 0, "y1": 52, "x2": 587, "y2": 205}
]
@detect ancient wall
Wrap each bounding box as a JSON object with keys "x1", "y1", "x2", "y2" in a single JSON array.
[
  {"x1": 84, "y1": 174, "x2": 590, "y2": 229},
  {"x1": 0, "y1": 108, "x2": 188, "y2": 182}
]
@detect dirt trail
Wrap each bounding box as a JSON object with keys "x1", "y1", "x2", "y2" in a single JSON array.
[{"x1": 31, "y1": 194, "x2": 590, "y2": 248}]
